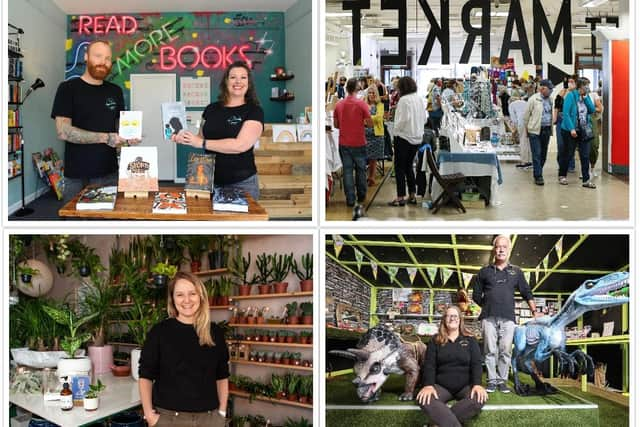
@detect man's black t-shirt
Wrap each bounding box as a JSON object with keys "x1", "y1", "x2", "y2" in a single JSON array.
[
  {"x1": 472, "y1": 264, "x2": 534, "y2": 322},
  {"x1": 139, "y1": 318, "x2": 230, "y2": 412},
  {"x1": 51, "y1": 78, "x2": 124, "y2": 179},
  {"x1": 201, "y1": 102, "x2": 264, "y2": 185}
]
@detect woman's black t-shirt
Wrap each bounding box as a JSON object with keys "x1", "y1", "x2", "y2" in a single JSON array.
[
  {"x1": 201, "y1": 102, "x2": 264, "y2": 185},
  {"x1": 139, "y1": 318, "x2": 230, "y2": 412}
]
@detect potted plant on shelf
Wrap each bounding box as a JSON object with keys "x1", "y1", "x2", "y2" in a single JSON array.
[
  {"x1": 292, "y1": 253, "x2": 313, "y2": 292},
  {"x1": 217, "y1": 276, "x2": 233, "y2": 306},
  {"x1": 255, "y1": 253, "x2": 274, "y2": 294},
  {"x1": 286, "y1": 374, "x2": 300, "y2": 401},
  {"x1": 271, "y1": 253, "x2": 293, "y2": 294},
  {"x1": 284, "y1": 417, "x2": 312, "y2": 427},
  {"x1": 83, "y1": 379, "x2": 105, "y2": 411},
  {"x1": 42, "y1": 303, "x2": 99, "y2": 378},
  {"x1": 291, "y1": 352, "x2": 302, "y2": 366},
  {"x1": 230, "y1": 253, "x2": 255, "y2": 296},
  {"x1": 108, "y1": 247, "x2": 127, "y2": 285},
  {"x1": 299, "y1": 302, "x2": 313, "y2": 325},
  {"x1": 286, "y1": 302, "x2": 299, "y2": 325},
  {"x1": 186, "y1": 236, "x2": 210, "y2": 272},
  {"x1": 299, "y1": 331, "x2": 312, "y2": 345},
  {"x1": 68, "y1": 240, "x2": 104, "y2": 278},
  {"x1": 271, "y1": 373, "x2": 286, "y2": 399},
  {"x1": 277, "y1": 330, "x2": 286, "y2": 343},
  {"x1": 298, "y1": 375, "x2": 312, "y2": 404},
  {"x1": 285, "y1": 331, "x2": 296, "y2": 344},
  {"x1": 280, "y1": 351, "x2": 291, "y2": 365},
  {"x1": 204, "y1": 278, "x2": 217, "y2": 306},
  {"x1": 150, "y1": 262, "x2": 177, "y2": 289},
  {"x1": 256, "y1": 306, "x2": 269, "y2": 324}
]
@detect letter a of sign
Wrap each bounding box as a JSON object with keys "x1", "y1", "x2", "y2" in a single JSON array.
[{"x1": 500, "y1": 0, "x2": 532, "y2": 64}]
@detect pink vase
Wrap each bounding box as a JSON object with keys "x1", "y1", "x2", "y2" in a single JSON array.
[{"x1": 88, "y1": 345, "x2": 113, "y2": 375}]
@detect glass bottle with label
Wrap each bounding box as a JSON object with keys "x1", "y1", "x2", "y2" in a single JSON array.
[{"x1": 60, "y1": 377, "x2": 73, "y2": 411}]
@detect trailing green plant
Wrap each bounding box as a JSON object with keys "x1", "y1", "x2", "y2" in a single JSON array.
[
  {"x1": 40, "y1": 235, "x2": 71, "y2": 274},
  {"x1": 255, "y1": 253, "x2": 273, "y2": 284},
  {"x1": 150, "y1": 262, "x2": 178, "y2": 277},
  {"x1": 84, "y1": 379, "x2": 105, "y2": 399},
  {"x1": 299, "y1": 302, "x2": 313, "y2": 316},
  {"x1": 79, "y1": 276, "x2": 119, "y2": 346},
  {"x1": 286, "y1": 302, "x2": 298, "y2": 317},
  {"x1": 42, "y1": 303, "x2": 100, "y2": 358},
  {"x1": 67, "y1": 240, "x2": 105, "y2": 278},
  {"x1": 291, "y1": 253, "x2": 313, "y2": 281},
  {"x1": 271, "y1": 253, "x2": 293, "y2": 283},
  {"x1": 283, "y1": 417, "x2": 312, "y2": 427},
  {"x1": 16, "y1": 264, "x2": 40, "y2": 277}
]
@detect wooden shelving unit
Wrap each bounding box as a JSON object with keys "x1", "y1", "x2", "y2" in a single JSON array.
[
  {"x1": 194, "y1": 268, "x2": 228, "y2": 277},
  {"x1": 229, "y1": 390, "x2": 312, "y2": 409},
  {"x1": 228, "y1": 340, "x2": 312, "y2": 348},
  {"x1": 233, "y1": 291, "x2": 312, "y2": 301},
  {"x1": 229, "y1": 324, "x2": 312, "y2": 329},
  {"x1": 231, "y1": 360, "x2": 312, "y2": 372}
]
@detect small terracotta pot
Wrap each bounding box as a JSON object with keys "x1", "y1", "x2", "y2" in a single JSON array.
[
  {"x1": 273, "y1": 282, "x2": 288, "y2": 294},
  {"x1": 247, "y1": 317, "x2": 256, "y2": 324},
  {"x1": 287, "y1": 393, "x2": 299, "y2": 402},
  {"x1": 218, "y1": 296, "x2": 229, "y2": 306},
  {"x1": 208, "y1": 296, "x2": 216, "y2": 306},
  {"x1": 190, "y1": 261, "x2": 201, "y2": 273},
  {"x1": 277, "y1": 336, "x2": 286, "y2": 343},
  {"x1": 299, "y1": 396, "x2": 310, "y2": 404},
  {"x1": 256, "y1": 316, "x2": 265, "y2": 324},
  {"x1": 302, "y1": 315, "x2": 313, "y2": 325},
  {"x1": 300, "y1": 279, "x2": 313, "y2": 292},
  {"x1": 281, "y1": 358, "x2": 290, "y2": 365},
  {"x1": 238, "y1": 284, "x2": 251, "y2": 296},
  {"x1": 276, "y1": 391, "x2": 286, "y2": 399},
  {"x1": 286, "y1": 336, "x2": 295, "y2": 344},
  {"x1": 288, "y1": 316, "x2": 300, "y2": 325},
  {"x1": 258, "y1": 284, "x2": 272, "y2": 295}
]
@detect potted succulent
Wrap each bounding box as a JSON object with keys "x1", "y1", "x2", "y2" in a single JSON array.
[
  {"x1": 230, "y1": 253, "x2": 254, "y2": 296},
  {"x1": 286, "y1": 374, "x2": 300, "y2": 401},
  {"x1": 150, "y1": 262, "x2": 177, "y2": 289},
  {"x1": 256, "y1": 306, "x2": 269, "y2": 324},
  {"x1": 300, "y1": 302, "x2": 313, "y2": 325},
  {"x1": 292, "y1": 253, "x2": 313, "y2": 292},
  {"x1": 83, "y1": 379, "x2": 105, "y2": 411},
  {"x1": 204, "y1": 278, "x2": 217, "y2": 306},
  {"x1": 246, "y1": 307, "x2": 257, "y2": 324},
  {"x1": 271, "y1": 373, "x2": 286, "y2": 399},
  {"x1": 280, "y1": 351, "x2": 291, "y2": 365},
  {"x1": 269, "y1": 330, "x2": 277, "y2": 343},
  {"x1": 17, "y1": 264, "x2": 40, "y2": 284},
  {"x1": 299, "y1": 331, "x2": 312, "y2": 345},
  {"x1": 291, "y1": 352, "x2": 302, "y2": 366},
  {"x1": 298, "y1": 375, "x2": 312, "y2": 404},
  {"x1": 286, "y1": 302, "x2": 299, "y2": 325},
  {"x1": 217, "y1": 276, "x2": 233, "y2": 306},
  {"x1": 271, "y1": 253, "x2": 293, "y2": 294},
  {"x1": 277, "y1": 330, "x2": 286, "y2": 343},
  {"x1": 285, "y1": 331, "x2": 296, "y2": 344},
  {"x1": 255, "y1": 253, "x2": 273, "y2": 294}
]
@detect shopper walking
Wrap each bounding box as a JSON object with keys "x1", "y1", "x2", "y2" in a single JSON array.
[
  {"x1": 559, "y1": 77, "x2": 596, "y2": 188},
  {"x1": 508, "y1": 92, "x2": 531, "y2": 169},
  {"x1": 554, "y1": 77, "x2": 576, "y2": 173},
  {"x1": 417, "y1": 305, "x2": 486, "y2": 427},
  {"x1": 176, "y1": 61, "x2": 264, "y2": 200},
  {"x1": 139, "y1": 272, "x2": 229, "y2": 427},
  {"x1": 364, "y1": 85, "x2": 385, "y2": 186},
  {"x1": 389, "y1": 76, "x2": 426, "y2": 206},
  {"x1": 522, "y1": 79, "x2": 555, "y2": 185},
  {"x1": 333, "y1": 77, "x2": 373, "y2": 206},
  {"x1": 427, "y1": 79, "x2": 444, "y2": 134},
  {"x1": 472, "y1": 235, "x2": 540, "y2": 393}
]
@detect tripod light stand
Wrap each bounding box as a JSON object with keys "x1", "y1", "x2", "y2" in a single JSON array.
[{"x1": 13, "y1": 77, "x2": 45, "y2": 217}]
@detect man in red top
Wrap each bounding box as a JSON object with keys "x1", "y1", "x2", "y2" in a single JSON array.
[{"x1": 333, "y1": 77, "x2": 373, "y2": 206}]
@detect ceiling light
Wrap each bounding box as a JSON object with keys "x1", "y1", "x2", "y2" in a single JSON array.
[
  {"x1": 581, "y1": 0, "x2": 609, "y2": 7},
  {"x1": 326, "y1": 12, "x2": 353, "y2": 17}
]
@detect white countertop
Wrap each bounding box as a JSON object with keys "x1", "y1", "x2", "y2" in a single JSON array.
[{"x1": 10, "y1": 373, "x2": 141, "y2": 427}]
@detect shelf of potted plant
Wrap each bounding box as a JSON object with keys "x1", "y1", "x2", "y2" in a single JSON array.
[
  {"x1": 230, "y1": 360, "x2": 312, "y2": 372},
  {"x1": 229, "y1": 391, "x2": 313, "y2": 409},
  {"x1": 227, "y1": 340, "x2": 312, "y2": 348},
  {"x1": 229, "y1": 324, "x2": 312, "y2": 329},
  {"x1": 194, "y1": 268, "x2": 228, "y2": 277},
  {"x1": 232, "y1": 291, "x2": 313, "y2": 300}
]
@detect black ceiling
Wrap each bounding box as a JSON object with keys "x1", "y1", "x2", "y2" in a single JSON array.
[{"x1": 326, "y1": 234, "x2": 628, "y2": 293}]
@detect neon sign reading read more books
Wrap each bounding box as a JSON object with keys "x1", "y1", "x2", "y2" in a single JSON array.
[{"x1": 78, "y1": 15, "x2": 251, "y2": 72}]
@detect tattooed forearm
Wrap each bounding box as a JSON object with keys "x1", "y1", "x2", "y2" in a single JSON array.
[{"x1": 55, "y1": 117, "x2": 116, "y2": 146}]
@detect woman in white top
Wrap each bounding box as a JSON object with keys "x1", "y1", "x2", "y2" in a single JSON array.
[
  {"x1": 508, "y1": 92, "x2": 531, "y2": 168},
  {"x1": 389, "y1": 76, "x2": 427, "y2": 206}
]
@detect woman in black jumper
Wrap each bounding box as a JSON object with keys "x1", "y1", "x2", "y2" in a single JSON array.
[
  {"x1": 139, "y1": 272, "x2": 229, "y2": 427},
  {"x1": 417, "y1": 305, "x2": 487, "y2": 427}
]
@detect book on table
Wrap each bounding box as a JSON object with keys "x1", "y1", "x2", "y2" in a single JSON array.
[
  {"x1": 185, "y1": 152, "x2": 214, "y2": 195},
  {"x1": 152, "y1": 191, "x2": 187, "y2": 214},
  {"x1": 212, "y1": 188, "x2": 249, "y2": 213},
  {"x1": 75, "y1": 186, "x2": 117, "y2": 211}
]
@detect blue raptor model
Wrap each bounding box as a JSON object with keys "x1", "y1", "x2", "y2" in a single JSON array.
[{"x1": 511, "y1": 272, "x2": 629, "y2": 395}]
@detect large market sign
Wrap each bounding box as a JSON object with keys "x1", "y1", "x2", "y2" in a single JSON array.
[{"x1": 343, "y1": 0, "x2": 572, "y2": 66}]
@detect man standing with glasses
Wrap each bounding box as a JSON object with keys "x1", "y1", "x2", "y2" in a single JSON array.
[{"x1": 472, "y1": 235, "x2": 541, "y2": 393}]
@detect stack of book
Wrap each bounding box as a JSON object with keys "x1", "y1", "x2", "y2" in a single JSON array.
[
  {"x1": 152, "y1": 192, "x2": 187, "y2": 214},
  {"x1": 75, "y1": 186, "x2": 117, "y2": 211}
]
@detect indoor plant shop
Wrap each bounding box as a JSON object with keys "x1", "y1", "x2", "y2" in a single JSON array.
[
  {"x1": 324, "y1": 234, "x2": 629, "y2": 427},
  {"x1": 9, "y1": 234, "x2": 313, "y2": 427}
]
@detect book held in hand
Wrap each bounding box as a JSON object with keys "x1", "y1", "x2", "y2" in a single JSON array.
[
  {"x1": 161, "y1": 102, "x2": 187, "y2": 140},
  {"x1": 75, "y1": 186, "x2": 117, "y2": 211},
  {"x1": 153, "y1": 192, "x2": 187, "y2": 214},
  {"x1": 213, "y1": 188, "x2": 249, "y2": 213},
  {"x1": 118, "y1": 111, "x2": 143, "y2": 139}
]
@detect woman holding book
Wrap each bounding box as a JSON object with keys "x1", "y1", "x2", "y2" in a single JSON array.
[{"x1": 174, "y1": 61, "x2": 264, "y2": 200}]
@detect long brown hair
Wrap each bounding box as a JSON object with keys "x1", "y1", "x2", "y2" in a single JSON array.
[
  {"x1": 218, "y1": 60, "x2": 260, "y2": 106},
  {"x1": 433, "y1": 305, "x2": 473, "y2": 345},
  {"x1": 167, "y1": 271, "x2": 214, "y2": 346}
]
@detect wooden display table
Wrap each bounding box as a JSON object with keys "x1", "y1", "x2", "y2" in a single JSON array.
[{"x1": 58, "y1": 186, "x2": 269, "y2": 220}]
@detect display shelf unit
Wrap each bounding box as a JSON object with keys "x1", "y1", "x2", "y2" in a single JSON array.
[
  {"x1": 229, "y1": 340, "x2": 311, "y2": 348},
  {"x1": 211, "y1": 305, "x2": 231, "y2": 309},
  {"x1": 233, "y1": 291, "x2": 313, "y2": 301},
  {"x1": 229, "y1": 390, "x2": 312, "y2": 409},
  {"x1": 229, "y1": 324, "x2": 312, "y2": 329},
  {"x1": 7, "y1": 23, "x2": 24, "y2": 181},
  {"x1": 231, "y1": 360, "x2": 312, "y2": 371},
  {"x1": 194, "y1": 268, "x2": 228, "y2": 277},
  {"x1": 375, "y1": 312, "x2": 478, "y2": 320}
]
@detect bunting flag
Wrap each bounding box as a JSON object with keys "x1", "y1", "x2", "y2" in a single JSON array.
[
  {"x1": 354, "y1": 248, "x2": 364, "y2": 271},
  {"x1": 555, "y1": 237, "x2": 563, "y2": 260},
  {"x1": 426, "y1": 266, "x2": 438, "y2": 285},
  {"x1": 407, "y1": 267, "x2": 418, "y2": 284},
  {"x1": 388, "y1": 266, "x2": 399, "y2": 283},
  {"x1": 333, "y1": 235, "x2": 344, "y2": 258},
  {"x1": 442, "y1": 268, "x2": 453, "y2": 284},
  {"x1": 542, "y1": 254, "x2": 549, "y2": 272},
  {"x1": 462, "y1": 272, "x2": 473, "y2": 287},
  {"x1": 524, "y1": 271, "x2": 531, "y2": 284},
  {"x1": 370, "y1": 261, "x2": 378, "y2": 280}
]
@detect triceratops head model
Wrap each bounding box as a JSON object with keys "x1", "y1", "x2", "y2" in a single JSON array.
[{"x1": 330, "y1": 325, "x2": 426, "y2": 402}]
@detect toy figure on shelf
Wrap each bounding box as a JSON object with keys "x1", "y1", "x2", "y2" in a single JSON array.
[
  {"x1": 329, "y1": 325, "x2": 426, "y2": 402},
  {"x1": 511, "y1": 272, "x2": 629, "y2": 396}
]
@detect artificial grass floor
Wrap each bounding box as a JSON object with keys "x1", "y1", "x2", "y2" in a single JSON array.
[{"x1": 326, "y1": 373, "x2": 628, "y2": 426}]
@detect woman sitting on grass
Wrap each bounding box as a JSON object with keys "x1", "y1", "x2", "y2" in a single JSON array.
[{"x1": 417, "y1": 305, "x2": 487, "y2": 427}]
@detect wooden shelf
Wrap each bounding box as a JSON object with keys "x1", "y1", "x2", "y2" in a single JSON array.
[
  {"x1": 194, "y1": 268, "x2": 228, "y2": 277},
  {"x1": 233, "y1": 291, "x2": 312, "y2": 300},
  {"x1": 229, "y1": 324, "x2": 312, "y2": 329},
  {"x1": 231, "y1": 360, "x2": 312, "y2": 371},
  {"x1": 229, "y1": 340, "x2": 312, "y2": 348},
  {"x1": 270, "y1": 96, "x2": 295, "y2": 102},
  {"x1": 211, "y1": 305, "x2": 231, "y2": 310},
  {"x1": 230, "y1": 390, "x2": 312, "y2": 409},
  {"x1": 270, "y1": 75, "x2": 295, "y2": 81}
]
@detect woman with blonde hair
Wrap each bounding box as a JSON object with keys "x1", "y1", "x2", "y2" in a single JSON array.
[
  {"x1": 417, "y1": 305, "x2": 486, "y2": 427},
  {"x1": 139, "y1": 271, "x2": 229, "y2": 427},
  {"x1": 365, "y1": 84, "x2": 385, "y2": 186}
]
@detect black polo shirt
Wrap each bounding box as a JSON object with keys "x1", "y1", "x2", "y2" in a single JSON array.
[{"x1": 472, "y1": 263, "x2": 534, "y2": 322}]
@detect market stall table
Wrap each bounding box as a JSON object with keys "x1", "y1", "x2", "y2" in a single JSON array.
[
  {"x1": 58, "y1": 186, "x2": 269, "y2": 220},
  {"x1": 10, "y1": 373, "x2": 140, "y2": 427}
]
